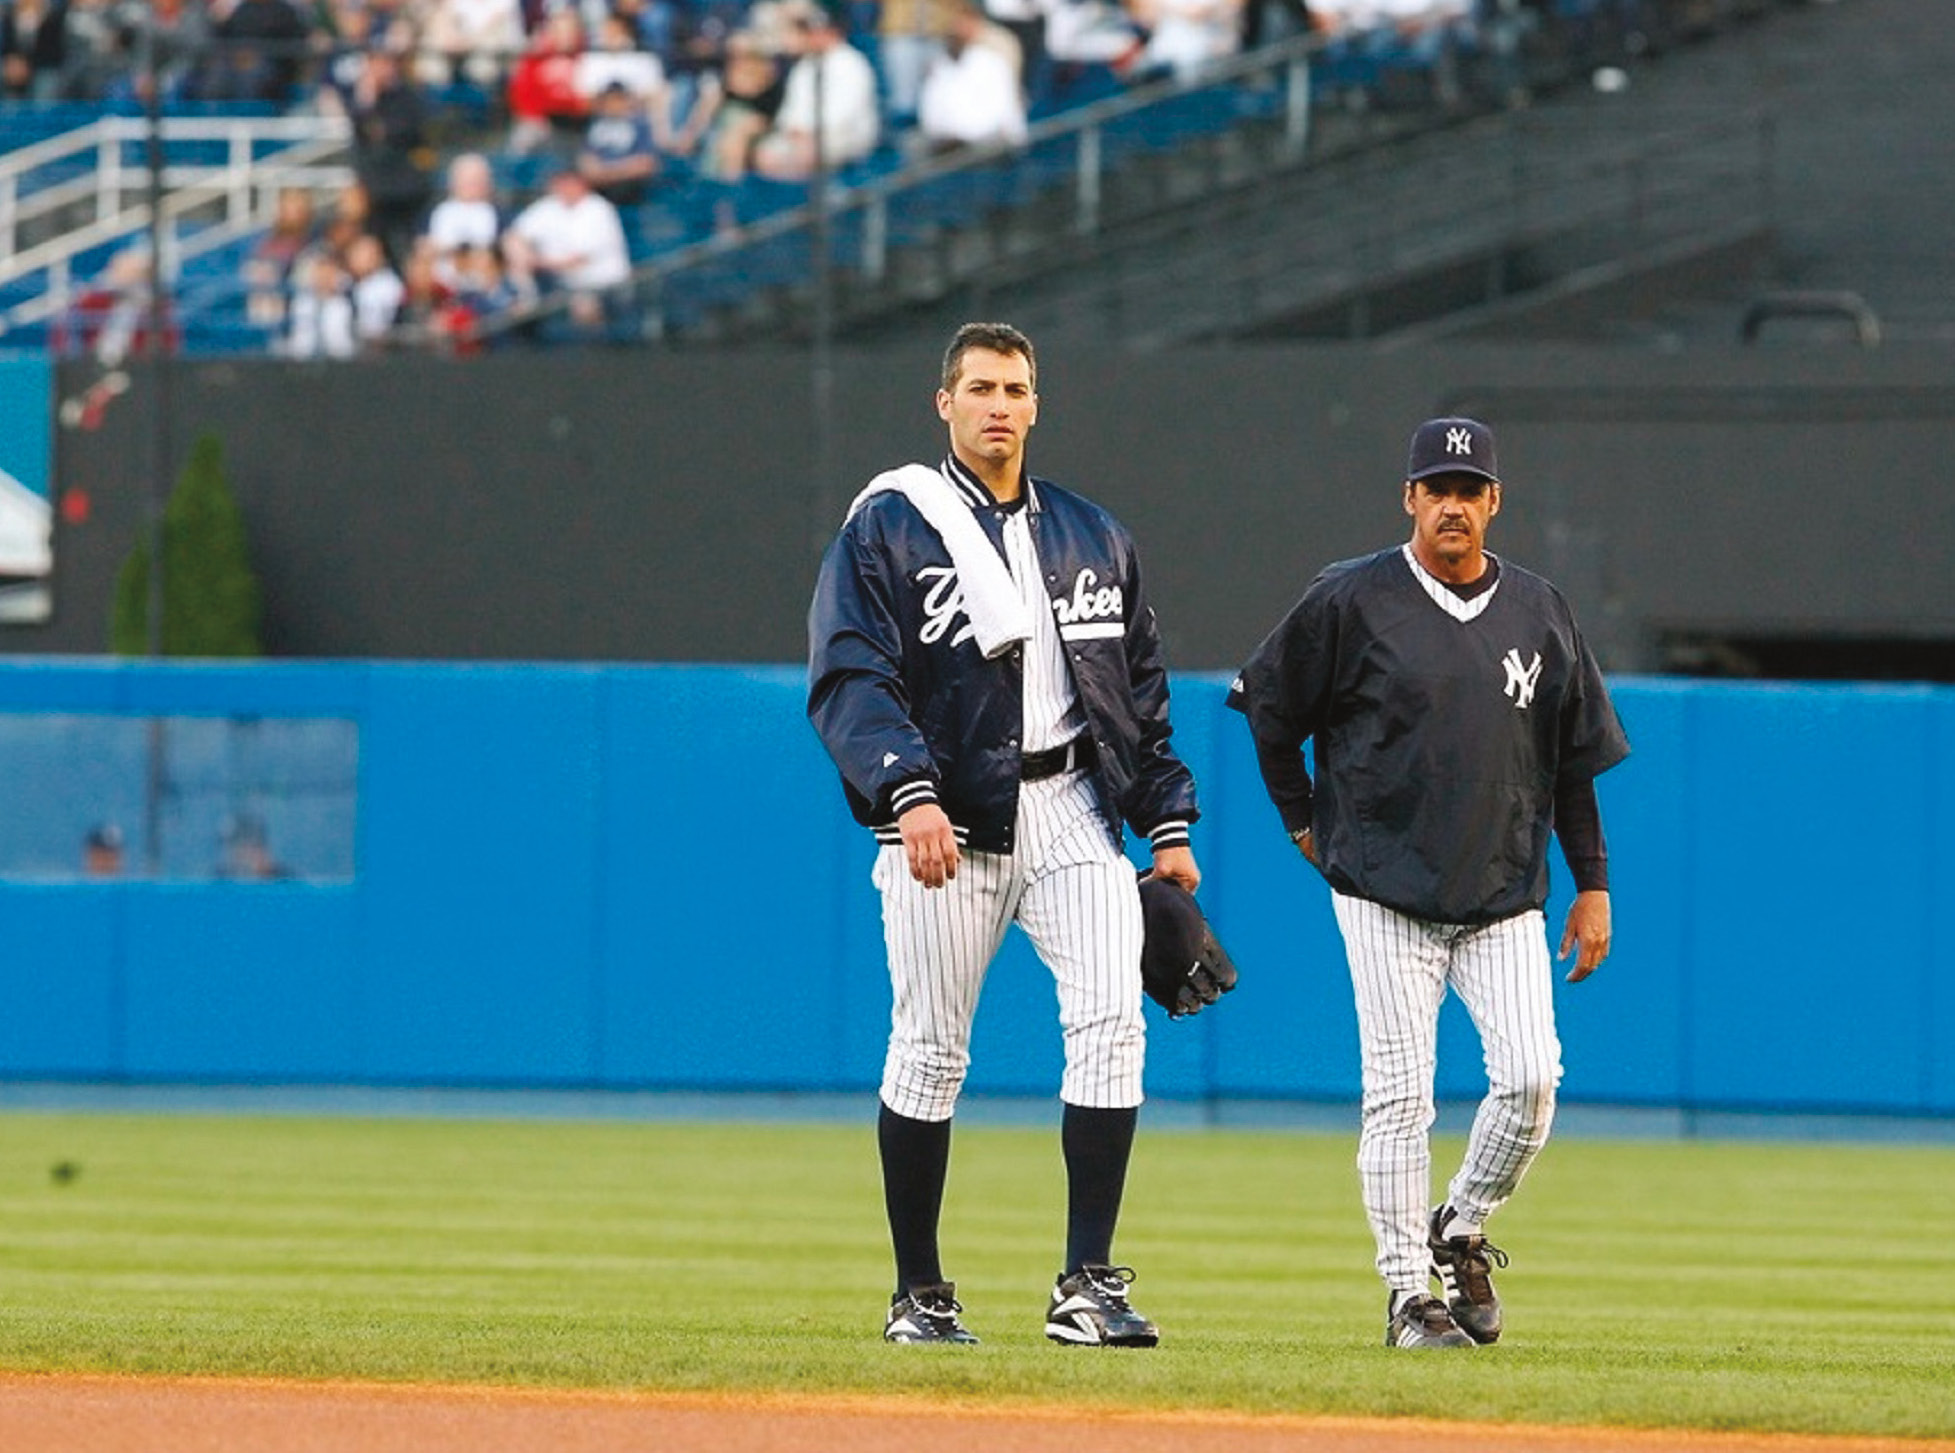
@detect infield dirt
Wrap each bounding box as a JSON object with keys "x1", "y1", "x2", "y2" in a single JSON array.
[{"x1": 4, "y1": 1375, "x2": 1953, "y2": 1453}]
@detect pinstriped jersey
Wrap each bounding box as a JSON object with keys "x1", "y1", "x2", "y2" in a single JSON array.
[
  {"x1": 1228, "y1": 546, "x2": 1628, "y2": 925},
  {"x1": 1001, "y1": 497, "x2": 1089, "y2": 754}
]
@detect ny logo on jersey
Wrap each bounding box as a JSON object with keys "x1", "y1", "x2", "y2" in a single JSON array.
[
  {"x1": 1446, "y1": 426, "x2": 1474, "y2": 456},
  {"x1": 916, "y1": 565, "x2": 976, "y2": 648},
  {"x1": 1501, "y1": 649, "x2": 1543, "y2": 710}
]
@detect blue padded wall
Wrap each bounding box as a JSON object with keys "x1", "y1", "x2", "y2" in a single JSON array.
[{"x1": 1, "y1": 658, "x2": 1950, "y2": 1117}]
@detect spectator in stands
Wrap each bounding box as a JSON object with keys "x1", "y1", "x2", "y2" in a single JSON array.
[
  {"x1": 204, "y1": 0, "x2": 311, "y2": 104},
  {"x1": 657, "y1": 0, "x2": 750, "y2": 127},
  {"x1": 218, "y1": 814, "x2": 289, "y2": 880},
  {"x1": 446, "y1": 240, "x2": 520, "y2": 349},
  {"x1": 345, "y1": 230, "x2": 406, "y2": 347},
  {"x1": 673, "y1": 28, "x2": 784, "y2": 183},
  {"x1": 1043, "y1": 0, "x2": 1143, "y2": 74},
  {"x1": 60, "y1": 0, "x2": 120, "y2": 99},
  {"x1": 502, "y1": 162, "x2": 633, "y2": 333},
  {"x1": 419, "y1": 0, "x2": 524, "y2": 89},
  {"x1": 420, "y1": 150, "x2": 504, "y2": 287},
  {"x1": 576, "y1": 10, "x2": 666, "y2": 108},
  {"x1": 318, "y1": 178, "x2": 375, "y2": 257},
  {"x1": 82, "y1": 823, "x2": 125, "y2": 877},
  {"x1": 611, "y1": 0, "x2": 672, "y2": 62},
  {"x1": 751, "y1": 2, "x2": 880, "y2": 181},
  {"x1": 314, "y1": 0, "x2": 376, "y2": 111},
  {"x1": 286, "y1": 248, "x2": 357, "y2": 358},
  {"x1": 244, "y1": 185, "x2": 320, "y2": 328},
  {"x1": 1127, "y1": 0, "x2": 1242, "y2": 83},
  {"x1": 348, "y1": 43, "x2": 435, "y2": 267},
  {"x1": 982, "y1": 0, "x2": 1052, "y2": 110},
  {"x1": 1310, "y1": 0, "x2": 1470, "y2": 106},
  {"x1": 1, "y1": 0, "x2": 70, "y2": 100},
  {"x1": 878, "y1": 0, "x2": 951, "y2": 127},
  {"x1": 505, "y1": 7, "x2": 589, "y2": 155},
  {"x1": 578, "y1": 78, "x2": 662, "y2": 206},
  {"x1": 1240, "y1": 0, "x2": 1314, "y2": 51},
  {"x1": 917, "y1": 0, "x2": 1027, "y2": 153},
  {"x1": 58, "y1": 244, "x2": 175, "y2": 364},
  {"x1": 104, "y1": 0, "x2": 211, "y2": 108},
  {"x1": 392, "y1": 241, "x2": 451, "y2": 342}
]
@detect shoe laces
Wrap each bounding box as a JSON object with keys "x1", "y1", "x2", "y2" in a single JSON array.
[
  {"x1": 1078, "y1": 1264, "x2": 1138, "y2": 1306},
  {"x1": 1401, "y1": 1294, "x2": 1455, "y2": 1333},
  {"x1": 1448, "y1": 1236, "x2": 1507, "y2": 1301},
  {"x1": 909, "y1": 1286, "x2": 965, "y2": 1325}
]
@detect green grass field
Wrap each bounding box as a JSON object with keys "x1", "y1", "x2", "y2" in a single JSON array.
[{"x1": 1, "y1": 1109, "x2": 1951, "y2": 1438}]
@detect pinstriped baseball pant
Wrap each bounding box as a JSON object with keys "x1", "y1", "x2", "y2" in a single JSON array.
[
  {"x1": 1331, "y1": 892, "x2": 1564, "y2": 1295},
  {"x1": 876, "y1": 771, "x2": 1146, "y2": 1122}
]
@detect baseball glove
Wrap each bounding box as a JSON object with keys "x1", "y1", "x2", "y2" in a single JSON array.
[{"x1": 1138, "y1": 876, "x2": 1239, "y2": 1019}]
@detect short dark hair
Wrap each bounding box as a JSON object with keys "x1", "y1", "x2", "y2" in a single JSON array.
[{"x1": 941, "y1": 322, "x2": 1036, "y2": 391}]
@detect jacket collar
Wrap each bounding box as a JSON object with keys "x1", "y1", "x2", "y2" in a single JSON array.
[{"x1": 942, "y1": 453, "x2": 1040, "y2": 513}]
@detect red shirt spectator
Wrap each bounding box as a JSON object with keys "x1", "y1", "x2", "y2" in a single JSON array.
[{"x1": 506, "y1": 10, "x2": 588, "y2": 154}]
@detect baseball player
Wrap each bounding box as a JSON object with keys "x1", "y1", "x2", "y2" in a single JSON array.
[
  {"x1": 808, "y1": 322, "x2": 1201, "y2": 1347},
  {"x1": 1227, "y1": 416, "x2": 1629, "y2": 1349}
]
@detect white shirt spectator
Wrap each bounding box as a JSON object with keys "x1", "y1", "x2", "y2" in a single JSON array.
[
  {"x1": 508, "y1": 181, "x2": 632, "y2": 292},
  {"x1": 422, "y1": 152, "x2": 505, "y2": 288},
  {"x1": 287, "y1": 290, "x2": 356, "y2": 359},
  {"x1": 426, "y1": 197, "x2": 502, "y2": 256},
  {"x1": 1045, "y1": 0, "x2": 1142, "y2": 64},
  {"x1": 423, "y1": 0, "x2": 525, "y2": 76},
  {"x1": 984, "y1": 0, "x2": 1051, "y2": 24},
  {"x1": 918, "y1": 40, "x2": 1028, "y2": 148},
  {"x1": 1131, "y1": 0, "x2": 1240, "y2": 82},
  {"x1": 773, "y1": 36, "x2": 880, "y2": 165},
  {"x1": 1311, "y1": 0, "x2": 1470, "y2": 29},
  {"x1": 576, "y1": 45, "x2": 666, "y2": 101},
  {"x1": 352, "y1": 267, "x2": 406, "y2": 341}
]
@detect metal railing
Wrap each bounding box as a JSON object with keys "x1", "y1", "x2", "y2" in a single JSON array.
[
  {"x1": 0, "y1": 113, "x2": 353, "y2": 342},
  {"x1": 1020, "y1": 104, "x2": 1776, "y2": 346}
]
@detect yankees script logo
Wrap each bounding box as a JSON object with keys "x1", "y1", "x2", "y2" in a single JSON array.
[
  {"x1": 1502, "y1": 649, "x2": 1543, "y2": 710},
  {"x1": 916, "y1": 566, "x2": 976, "y2": 647},
  {"x1": 1052, "y1": 568, "x2": 1125, "y2": 640}
]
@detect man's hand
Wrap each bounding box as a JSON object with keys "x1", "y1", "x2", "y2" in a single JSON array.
[
  {"x1": 1148, "y1": 844, "x2": 1200, "y2": 894},
  {"x1": 1559, "y1": 889, "x2": 1612, "y2": 982},
  {"x1": 899, "y1": 802, "x2": 960, "y2": 889}
]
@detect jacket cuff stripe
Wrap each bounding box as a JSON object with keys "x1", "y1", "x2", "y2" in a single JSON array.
[
  {"x1": 889, "y1": 780, "x2": 939, "y2": 815},
  {"x1": 875, "y1": 823, "x2": 969, "y2": 845},
  {"x1": 1148, "y1": 819, "x2": 1191, "y2": 852}
]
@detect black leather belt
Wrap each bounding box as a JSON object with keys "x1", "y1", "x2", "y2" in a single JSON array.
[{"x1": 1021, "y1": 736, "x2": 1096, "y2": 781}]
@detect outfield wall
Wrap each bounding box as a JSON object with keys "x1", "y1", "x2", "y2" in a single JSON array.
[{"x1": 2, "y1": 659, "x2": 1950, "y2": 1117}]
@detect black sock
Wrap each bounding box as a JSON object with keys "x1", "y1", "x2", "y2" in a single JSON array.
[
  {"x1": 1062, "y1": 1103, "x2": 1137, "y2": 1275},
  {"x1": 878, "y1": 1102, "x2": 952, "y2": 1296}
]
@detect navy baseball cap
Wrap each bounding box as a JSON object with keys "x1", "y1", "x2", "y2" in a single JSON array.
[{"x1": 1406, "y1": 416, "x2": 1499, "y2": 483}]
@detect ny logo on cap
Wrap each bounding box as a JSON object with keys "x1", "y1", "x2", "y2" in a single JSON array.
[{"x1": 1446, "y1": 427, "x2": 1474, "y2": 456}]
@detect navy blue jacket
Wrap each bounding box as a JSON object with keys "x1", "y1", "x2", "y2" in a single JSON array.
[{"x1": 808, "y1": 457, "x2": 1199, "y2": 857}]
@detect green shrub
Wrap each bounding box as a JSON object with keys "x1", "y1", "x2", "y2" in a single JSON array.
[{"x1": 111, "y1": 430, "x2": 264, "y2": 657}]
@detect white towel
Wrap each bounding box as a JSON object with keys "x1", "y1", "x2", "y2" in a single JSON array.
[{"x1": 846, "y1": 463, "x2": 1032, "y2": 659}]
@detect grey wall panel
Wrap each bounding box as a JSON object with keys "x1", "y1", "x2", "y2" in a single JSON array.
[{"x1": 15, "y1": 344, "x2": 1953, "y2": 671}]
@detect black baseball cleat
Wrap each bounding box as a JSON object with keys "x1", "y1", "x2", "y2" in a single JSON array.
[
  {"x1": 1428, "y1": 1205, "x2": 1508, "y2": 1344},
  {"x1": 1385, "y1": 1292, "x2": 1476, "y2": 1349},
  {"x1": 885, "y1": 1282, "x2": 980, "y2": 1344},
  {"x1": 1045, "y1": 1264, "x2": 1160, "y2": 1347}
]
